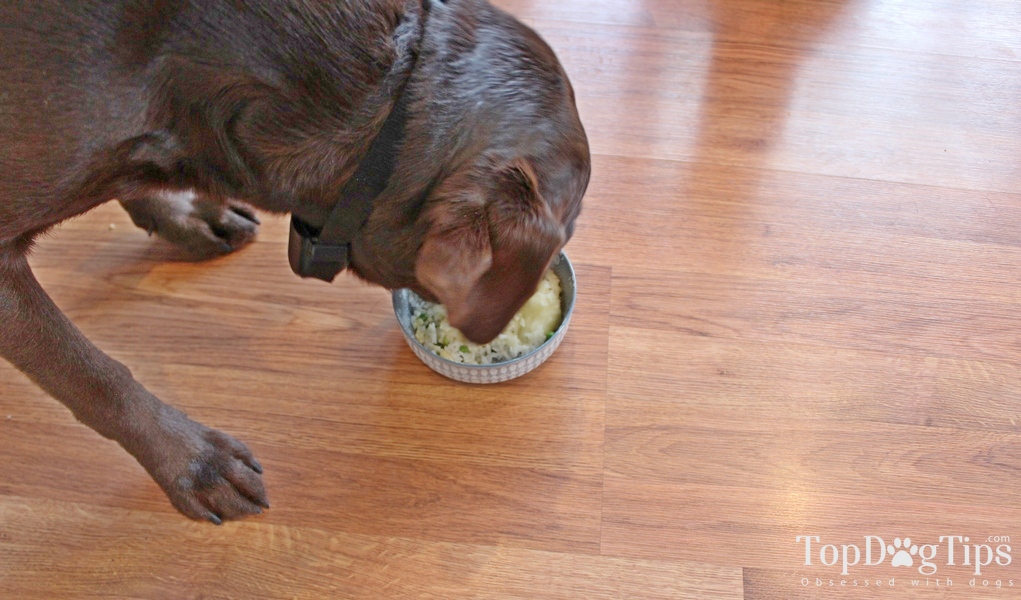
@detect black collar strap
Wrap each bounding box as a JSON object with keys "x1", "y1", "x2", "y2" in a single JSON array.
[
  {"x1": 288, "y1": 89, "x2": 411, "y2": 282},
  {"x1": 288, "y1": 1, "x2": 430, "y2": 283}
]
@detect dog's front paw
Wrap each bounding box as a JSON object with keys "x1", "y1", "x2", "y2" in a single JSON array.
[
  {"x1": 120, "y1": 191, "x2": 260, "y2": 258},
  {"x1": 136, "y1": 410, "x2": 269, "y2": 524}
]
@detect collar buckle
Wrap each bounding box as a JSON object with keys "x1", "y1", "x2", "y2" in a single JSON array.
[{"x1": 288, "y1": 216, "x2": 350, "y2": 283}]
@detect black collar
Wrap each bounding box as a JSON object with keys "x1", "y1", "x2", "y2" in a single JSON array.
[
  {"x1": 287, "y1": 1, "x2": 426, "y2": 283},
  {"x1": 287, "y1": 88, "x2": 412, "y2": 282}
]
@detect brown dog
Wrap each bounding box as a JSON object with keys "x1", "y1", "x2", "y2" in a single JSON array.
[{"x1": 0, "y1": 0, "x2": 589, "y2": 523}]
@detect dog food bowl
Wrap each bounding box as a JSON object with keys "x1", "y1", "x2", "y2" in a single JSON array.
[{"x1": 392, "y1": 251, "x2": 577, "y2": 384}]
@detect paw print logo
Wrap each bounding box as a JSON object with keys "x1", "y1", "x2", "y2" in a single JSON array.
[{"x1": 888, "y1": 537, "x2": 919, "y2": 567}]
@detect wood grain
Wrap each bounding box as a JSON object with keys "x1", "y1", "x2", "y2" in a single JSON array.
[
  {"x1": 3, "y1": 0, "x2": 1021, "y2": 597},
  {"x1": 0, "y1": 497, "x2": 742, "y2": 599}
]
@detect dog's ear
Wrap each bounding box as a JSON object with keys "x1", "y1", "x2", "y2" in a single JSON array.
[{"x1": 415, "y1": 159, "x2": 565, "y2": 344}]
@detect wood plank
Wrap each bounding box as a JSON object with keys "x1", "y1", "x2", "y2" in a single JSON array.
[
  {"x1": 601, "y1": 478, "x2": 1021, "y2": 575},
  {"x1": 0, "y1": 419, "x2": 604, "y2": 553},
  {"x1": 610, "y1": 267, "x2": 1021, "y2": 363},
  {"x1": 522, "y1": 20, "x2": 1021, "y2": 192},
  {"x1": 0, "y1": 497, "x2": 743, "y2": 600},
  {"x1": 498, "y1": 0, "x2": 1021, "y2": 62}
]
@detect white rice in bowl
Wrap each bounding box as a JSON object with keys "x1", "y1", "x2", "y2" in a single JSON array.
[{"x1": 411, "y1": 270, "x2": 563, "y2": 365}]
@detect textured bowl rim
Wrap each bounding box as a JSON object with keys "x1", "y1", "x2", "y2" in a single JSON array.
[{"x1": 392, "y1": 251, "x2": 577, "y2": 373}]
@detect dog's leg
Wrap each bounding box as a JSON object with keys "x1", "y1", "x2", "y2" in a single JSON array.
[
  {"x1": 0, "y1": 245, "x2": 269, "y2": 523},
  {"x1": 120, "y1": 190, "x2": 260, "y2": 258}
]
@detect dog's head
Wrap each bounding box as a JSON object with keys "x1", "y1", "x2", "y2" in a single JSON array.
[
  {"x1": 352, "y1": 0, "x2": 590, "y2": 344},
  {"x1": 414, "y1": 152, "x2": 585, "y2": 343},
  {"x1": 411, "y1": 2, "x2": 588, "y2": 343}
]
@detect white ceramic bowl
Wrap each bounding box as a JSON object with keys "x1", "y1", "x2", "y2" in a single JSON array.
[{"x1": 392, "y1": 251, "x2": 577, "y2": 384}]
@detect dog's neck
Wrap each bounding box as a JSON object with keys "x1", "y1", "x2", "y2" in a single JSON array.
[
  {"x1": 286, "y1": 2, "x2": 427, "y2": 282},
  {"x1": 287, "y1": 84, "x2": 414, "y2": 282}
]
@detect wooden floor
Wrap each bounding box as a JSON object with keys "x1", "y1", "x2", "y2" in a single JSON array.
[{"x1": 3, "y1": 0, "x2": 1021, "y2": 598}]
